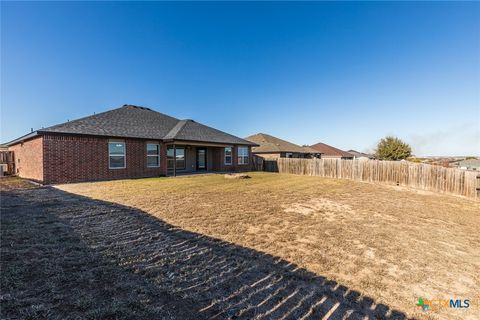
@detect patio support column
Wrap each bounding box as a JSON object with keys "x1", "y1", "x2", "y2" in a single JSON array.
[{"x1": 173, "y1": 143, "x2": 176, "y2": 177}]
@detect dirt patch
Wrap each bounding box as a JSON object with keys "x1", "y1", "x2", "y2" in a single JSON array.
[
  {"x1": 283, "y1": 198, "x2": 353, "y2": 219},
  {"x1": 224, "y1": 173, "x2": 251, "y2": 179}
]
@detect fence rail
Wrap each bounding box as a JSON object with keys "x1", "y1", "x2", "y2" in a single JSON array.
[{"x1": 254, "y1": 156, "x2": 479, "y2": 199}]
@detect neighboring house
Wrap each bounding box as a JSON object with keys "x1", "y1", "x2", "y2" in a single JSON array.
[
  {"x1": 308, "y1": 142, "x2": 354, "y2": 159},
  {"x1": 5, "y1": 105, "x2": 257, "y2": 184},
  {"x1": 245, "y1": 133, "x2": 321, "y2": 159},
  {"x1": 347, "y1": 150, "x2": 375, "y2": 160},
  {"x1": 458, "y1": 159, "x2": 480, "y2": 171}
]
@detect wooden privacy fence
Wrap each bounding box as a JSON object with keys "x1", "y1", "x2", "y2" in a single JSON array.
[
  {"x1": 0, "y1": 151, "x2": 15, "y2": 175},
  {"x1": 252, "y1": 156, "x2": 278, "y2": 172},
  {"x1": 257, "y1": 157, "x2": 479, "y2": 199}
]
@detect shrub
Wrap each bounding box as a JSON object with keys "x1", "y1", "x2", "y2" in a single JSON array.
[{"x1": 375, "y1": 136, "x2": 412, "y2": 160}]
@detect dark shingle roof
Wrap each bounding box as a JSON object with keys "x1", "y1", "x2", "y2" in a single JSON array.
[
  {"x1": 170, "y1": 120, "x2": 255, "y2": 145},
  {"x1": 309, "y1": 142, "x2": 354, "y2": 158},
  {"x1": 39, "y1": 105, "x2": 179, "y2": 140},
  {"x1": 3, "y1": 131, "x2": 39, "y2": 147},
  {"x1": 6, "y1": 105, "x2": 255, "y2": 146},
  {"x1": 245, "y1": 133, "x2": 317, "y2": 154}
]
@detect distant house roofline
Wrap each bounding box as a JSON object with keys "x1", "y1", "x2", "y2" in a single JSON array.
[
  {"x1": 245, "y1": 133, "x2": 318, "y2": 154},
  {"x1": 347, "y1": 149, "x2": 375, "y2": 159},
  {"x1": 309, "y1": 142, "x2": 353, "y2": 158}
]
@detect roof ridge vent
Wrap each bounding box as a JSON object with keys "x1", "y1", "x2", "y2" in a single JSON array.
[{"x1": 122, "y1": 104, "x2": 152, "y2": 111}]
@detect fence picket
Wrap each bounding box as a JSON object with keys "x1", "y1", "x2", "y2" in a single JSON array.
[{"x1": 256, "y1": 157, "x2": 477, "y2": 199}]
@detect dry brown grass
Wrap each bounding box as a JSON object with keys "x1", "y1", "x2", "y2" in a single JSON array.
[
  {"x1": 57, "y1": 172, "x2": 480, "y2": 320},
  {"x1": 1, "y1": 187, "x2": 197, "y2": 319},
  {"x1": 0, "y1": 176, "x2": 38, "y2": 191},
  {"x1": 3, "y1": 181, "x2": 407, "y2": 319}
]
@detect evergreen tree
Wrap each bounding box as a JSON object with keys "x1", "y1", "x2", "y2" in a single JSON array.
[{"x1": 375, "y1": 136, "x2": 412, "y2": 160}]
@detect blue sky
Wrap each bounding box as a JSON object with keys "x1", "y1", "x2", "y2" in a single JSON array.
[{"x1": 1, "y1": 2, "x2": 479, "y2": 156}]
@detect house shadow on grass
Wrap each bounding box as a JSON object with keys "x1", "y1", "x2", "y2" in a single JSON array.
[{"x1": 1, "y1": 187, "x2": 411, "y2": 320}]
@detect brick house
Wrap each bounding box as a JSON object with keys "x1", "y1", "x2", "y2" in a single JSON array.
[
  {"x1": 5, "y1": 105, "x2": 257, "y2": 184},
  {"x1": 245, "y1": 133, "x2": 320, "y2": 159}
]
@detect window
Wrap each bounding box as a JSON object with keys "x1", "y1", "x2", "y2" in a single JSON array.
[
  {"x1": 224, "y1": 147, "x2": 232, "y2": 165},
  {"x1": 147, "y1": 143, "x2": 160, "y2": 167},
  {"x1": 238, "y1": 146, "x2": 249, "y2": 165},
  {"x1": 109, "y1": 141, "x2": 125, "y2": 169},
  {"x1": 285, "y1": 153, "x2": 293, "y2": 158},
  {"x1": 167, "y1": 146, "x2": 186, "y2": 170}
]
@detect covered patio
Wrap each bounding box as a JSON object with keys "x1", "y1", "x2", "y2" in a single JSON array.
[{"x1": 166, "y1": 141, "x2": 244, "y2": 176}]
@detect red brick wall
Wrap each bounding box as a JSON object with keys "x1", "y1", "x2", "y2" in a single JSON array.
[
  {"x1": 10, "y1": 134, "x2": 253, "y2": 184},
  {"x1": 43, "y1": 134, "x2": 166, "y2": 184},
  {"x1": 9, "y1": 137, "x2": 44, "y2": 182},
  {"x1": 212, "y1": 146, "x2": 253, "y2": 172}
]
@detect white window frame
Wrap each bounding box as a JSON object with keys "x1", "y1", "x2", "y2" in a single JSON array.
[
  {"x1": 285, "y1": 152, "x2": 293, "y2": 158},
  {"x1": 238, "y1": 146, "x2": 249, "y2": 165},
  {"x1": 224, "y1": 147, "x2": 233, "y2": 165},
  {"x1": 146, "y1": 143, "x2": 160, "y2": 168},
  {"x1": 109, "y1": 140, "x2": 126, "y2": 169}
]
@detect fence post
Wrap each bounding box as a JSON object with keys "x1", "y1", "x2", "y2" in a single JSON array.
[
  {"x1": 476, "y1": 174, "x2": 480, "y2": 200},
  {"x1": 257, "y1": 157, "x2": 477, "y2": 200}
]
